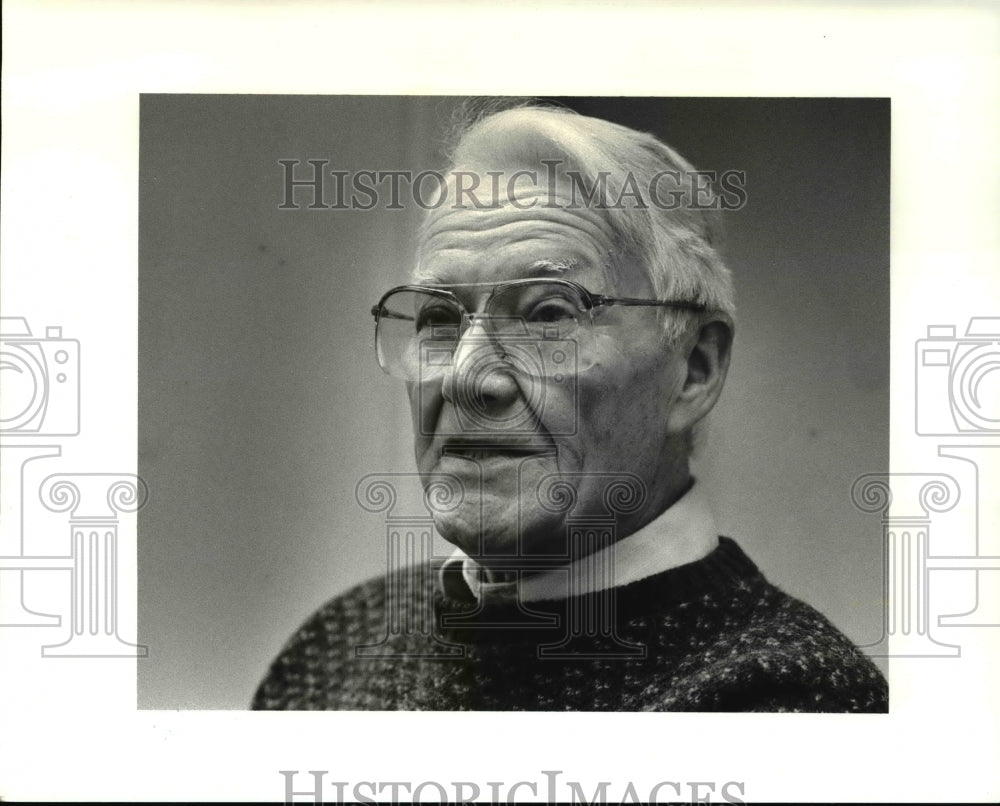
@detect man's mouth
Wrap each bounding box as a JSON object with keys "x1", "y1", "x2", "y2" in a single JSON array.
[
  {"x1": 441, "y1": 441, "x2": 555, "y2": 461},
  {"x1": 446, "y1": 447, "x2": 543, "y2": 460}
]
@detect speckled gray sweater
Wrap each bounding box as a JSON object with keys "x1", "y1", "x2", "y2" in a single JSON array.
[{"x1": 252, "y1": 537, "x2": 887, "y2": 712}]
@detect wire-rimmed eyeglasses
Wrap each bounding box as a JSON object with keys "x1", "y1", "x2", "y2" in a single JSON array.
[{"x1": 370, "y1": 277, "x2": 706, "y2": 381}]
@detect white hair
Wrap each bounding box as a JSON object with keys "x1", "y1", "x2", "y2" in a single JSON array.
[{"x1": 440, "y1": 102, "x2": 736, "y2": 344}]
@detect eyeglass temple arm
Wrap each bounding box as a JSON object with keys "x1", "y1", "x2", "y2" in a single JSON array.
[
  {"x1": 371, "y1": 306, "x2": 415, "y2": 322},
  {"x1": 592, "y1": 296, "x2": 708, "y2": 313}
]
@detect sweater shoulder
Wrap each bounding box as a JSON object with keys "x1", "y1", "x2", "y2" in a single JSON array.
[
  {"x1": 251, "y1": 563, "x2": 433, "y2": 710},
  {"x1": 285, "y1": 558, "x2": 443, "y2": 640},
  {"x1": 658, "y1": 578, "x2": 888, "y2": 713}
]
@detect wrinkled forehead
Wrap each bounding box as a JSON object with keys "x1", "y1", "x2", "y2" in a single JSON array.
[{"x1": 412, "y1": 161, "x2": 646, "y2": 295}]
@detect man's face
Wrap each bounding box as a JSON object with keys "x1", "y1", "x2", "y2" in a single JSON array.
[{"x1": 409, "y1": 174, "x2": 692, "y2": 561}]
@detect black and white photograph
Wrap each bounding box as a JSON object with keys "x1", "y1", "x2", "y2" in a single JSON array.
[
  {"x1": 139, "y1": 96, "x2": 890, "y2": 713},
  {"x1": 2, "y1": 2, "x2": 998, "y2": 803}
]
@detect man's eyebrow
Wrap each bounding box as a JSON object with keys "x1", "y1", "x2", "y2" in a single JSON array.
[
  {"x1": 412, "y1": 257, "x2": 582, "y2": 285},
  {"x1": 525, "y1": 258, "x2": 580, "y2": 276},
  {"x1": 411, "y1": 271, "x2": 447, "y2": 284}
]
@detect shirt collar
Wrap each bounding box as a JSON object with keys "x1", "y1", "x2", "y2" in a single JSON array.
[{"x1": 439, "y1": 480, "x2": 719, "y2": 603}]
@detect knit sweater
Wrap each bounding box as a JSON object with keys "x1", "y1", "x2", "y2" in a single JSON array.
[{"x1": 252, "y1": 537, "x2": 888, "y2": 712}]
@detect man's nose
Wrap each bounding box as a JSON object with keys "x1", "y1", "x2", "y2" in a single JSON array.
[{"x1": 440, "y1": 318, "x2": 521, "y2": 412}]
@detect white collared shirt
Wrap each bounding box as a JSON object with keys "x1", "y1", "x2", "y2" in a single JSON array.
[{"x1": 441, "y1": 481, "x2": 719, "y2": 602}]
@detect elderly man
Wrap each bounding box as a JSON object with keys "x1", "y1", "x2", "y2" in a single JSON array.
[{"x1": 253, "y1": 105, "x2": 888, "y2": 712}]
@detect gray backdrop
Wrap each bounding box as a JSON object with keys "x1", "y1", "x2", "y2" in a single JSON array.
[{"x1": 139, "y1": 96, "x2": 889, "y2": 709}]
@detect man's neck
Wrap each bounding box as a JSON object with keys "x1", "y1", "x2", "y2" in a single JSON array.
[
  {"x1": 452, "y1": 476, "x2": 717, "y2": 601},
  {"x1": 472, "y1": 470, "x2": 694, "y2": 582}
]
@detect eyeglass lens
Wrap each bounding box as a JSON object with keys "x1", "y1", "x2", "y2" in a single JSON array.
[{"x1": 375, "y1": 282, "x2": 589, "y2": 380}]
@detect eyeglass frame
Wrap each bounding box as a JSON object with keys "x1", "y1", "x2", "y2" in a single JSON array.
[
  {"x1": 370, "y1": 276, "x2": 708, "y2": 327},
  {"x1": 369, "y1": 278, "x2": 709, "y2": 378}
]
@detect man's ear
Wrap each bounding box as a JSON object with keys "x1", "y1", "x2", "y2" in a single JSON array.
[{"x1": 666, "y1": 314, "x2": 734, "y2": 435}]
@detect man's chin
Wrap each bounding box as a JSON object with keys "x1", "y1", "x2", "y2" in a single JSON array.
[
  {"x1": 432, "y1": 499, "x2": 567, "y2": 561},
  {"x1": 421, "y1": 451, "x2": 568, "y2": 557}
]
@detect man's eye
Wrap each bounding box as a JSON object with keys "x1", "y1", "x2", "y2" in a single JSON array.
[
  {"x1": 415, "y1": 305, "x2": 460, "y2": 333},
  {"x1": 525, "y1": 299, "x2": 578, "y2": 323}
]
